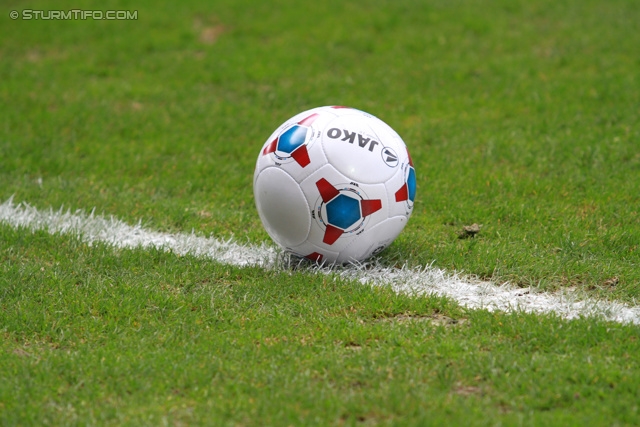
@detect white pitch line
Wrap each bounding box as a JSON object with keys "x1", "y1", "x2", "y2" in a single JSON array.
[{"x1": 1, "y1": 198, "x2": 639, "y2": 325}]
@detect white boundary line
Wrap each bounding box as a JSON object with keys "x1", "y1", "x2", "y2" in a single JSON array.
[{"x1": 1, "y1": 199, "x2": 639, "y2": 325}]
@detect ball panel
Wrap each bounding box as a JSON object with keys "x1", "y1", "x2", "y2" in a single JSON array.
[
  {"x1": 287, "y1": 241, "x2": 340, "y2": 265},
  {"x1": 300, "y1": 165, "x2": 354, "y2": 253},
  {"x1": 407, "y1": 167, "x2": 417, "y2": 202},
  {"x1": 320, "y1": 116, "x2": 392, "y2": 184},
  {"x1": 276, "y1": 125, "x2": 309, "y2": 154},
  {"x1": 385, "y1": 161, "x2": 415, "y2": 218},
  {"x1": 300, "y1": 164, "x2": 389, "y2": 254},
  {"x1": 254, "y1": 167, "x2": 311, "y2": 248},
  {"x1": 255, "y1": 108, "x2": 336, "y2": 183},
  {"x1": 337, "y1": 216, "x2": 408, "y2": 263},
  {"x1": 320, "y1": 112, "x2": 407, "y2": 184}
]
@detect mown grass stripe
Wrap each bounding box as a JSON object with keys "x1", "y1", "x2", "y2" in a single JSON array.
[{"x1": 2, "y1": 198, "x2": 638, "y2": 324}]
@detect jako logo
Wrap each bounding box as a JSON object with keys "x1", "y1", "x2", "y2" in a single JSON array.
[{"x1": 326, "y1": 128, "x2": 379, "y2": 152}]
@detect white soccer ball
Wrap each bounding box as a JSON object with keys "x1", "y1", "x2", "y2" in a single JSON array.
[{"x1": 253, "y1": 106, "x2": 416, "y2": 264}]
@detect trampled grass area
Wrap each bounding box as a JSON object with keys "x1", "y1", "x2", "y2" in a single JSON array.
[{"x1": 1, "y1": 0, "x2": 639, "y2": 424}]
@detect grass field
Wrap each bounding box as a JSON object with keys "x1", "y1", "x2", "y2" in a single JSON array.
[{"x1": 1, "y1": 0, "x2": 639, "y2": 425}]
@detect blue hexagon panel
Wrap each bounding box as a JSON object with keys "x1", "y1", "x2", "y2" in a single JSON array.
[
  {"x1": 277, "y1": 125, "x2": 309, "y2": 154},
  {"x1": 326, "y1": 194, "x2": 361, "y2": 229},
  {"x1": 407, "y1": 167, "x2": 416, "y2": 202}
]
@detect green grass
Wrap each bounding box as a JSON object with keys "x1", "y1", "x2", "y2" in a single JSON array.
[
  {"x1": 2, "y1": 225, "x2": 639, "y2": 425},
  {"x1": 1, "y1": 0, "x2": 640, "y2": 424},
  {"x1": 1, "y1": 0, "x2": 638, "y2": 294}
]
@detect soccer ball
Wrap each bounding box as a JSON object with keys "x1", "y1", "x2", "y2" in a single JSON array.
[{"x1": 253, "y1": 106, "x2": 416, "y2": 264}]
